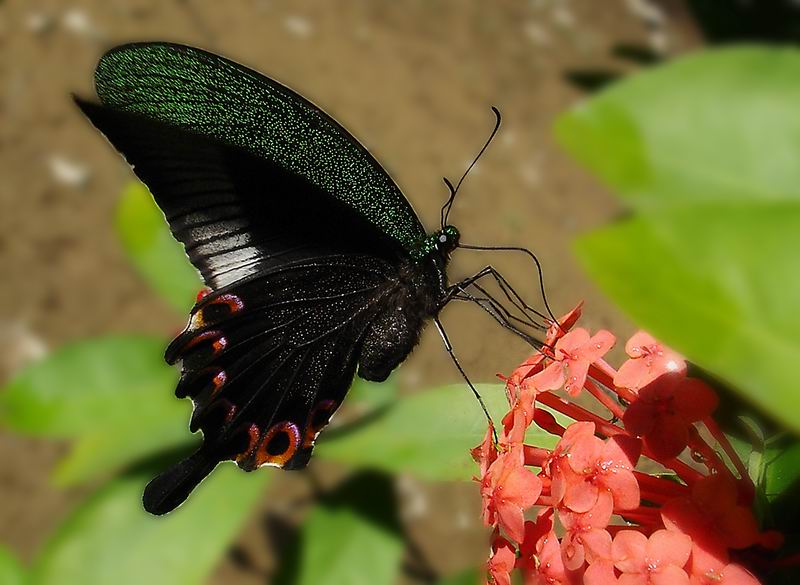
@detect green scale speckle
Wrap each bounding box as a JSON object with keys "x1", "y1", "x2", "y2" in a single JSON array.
[{"x1": 95, "y1": 43, "x2": 427, "y2": 252}]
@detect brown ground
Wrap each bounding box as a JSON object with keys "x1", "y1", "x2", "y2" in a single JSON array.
[{"x1": 0, "y1": 1, "x2": 701, "y2": 583}]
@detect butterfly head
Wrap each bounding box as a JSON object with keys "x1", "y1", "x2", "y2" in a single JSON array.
[{"x1": 437, "y1": 225, "x2": 460, "y2": 254}]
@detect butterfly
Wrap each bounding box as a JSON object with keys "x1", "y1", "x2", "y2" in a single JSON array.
[{"x1": 75, "y1": 42, "x2": 550, "y2": 515}]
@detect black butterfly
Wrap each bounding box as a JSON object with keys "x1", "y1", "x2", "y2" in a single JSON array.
[{"x1": 75, "y1": 42, "x2": 550, "y2": 515}]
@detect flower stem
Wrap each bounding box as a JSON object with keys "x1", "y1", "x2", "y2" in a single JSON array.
[{"x1": 584, "y1": 378, "x2": 626, "y2": 419}]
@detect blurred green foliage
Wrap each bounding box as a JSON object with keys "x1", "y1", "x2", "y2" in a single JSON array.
[
  {"x1": 558, "y1": 47, "x2": 800, "y2": 434},
  {"x1": 30, "y1": 468, "x2": 270, "y2": 585},
  {"x1": 116, "y1": 182, "x2": 202, "y2": 313}
]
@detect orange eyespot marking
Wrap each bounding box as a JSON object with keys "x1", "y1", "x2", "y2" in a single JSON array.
[
  {"x1": 191, "y1": 294, "x2": 245, "y2": 329},
  {"x1": 176, "y1": 367, "x2": 227, "y2": 399},
  {"x1": 196, "y1": 287, "x2": 213, "y2": 303},
  {"x1": 213, "y1": 294, "x2": 245, "y2": 313},
  {"x1": 303, "y1": 400, "x2": 338, "y2": 448},
  {"x1": 183, "y1": 330, "x2": 227, "y2": 354},
  {"x1": 235, "y1": 423, "x2": 261, "y2": 465},
  {"x1": 210, "y1": 369, "x2": 227, "y2": 396},
  {"x1": 254, "y1": 421, "x2": 300, "y2": 468}
]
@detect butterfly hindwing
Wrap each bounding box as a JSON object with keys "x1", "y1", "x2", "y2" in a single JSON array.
[{"x1": 143, "y1": 255, "x2": 396, "y2": 514}]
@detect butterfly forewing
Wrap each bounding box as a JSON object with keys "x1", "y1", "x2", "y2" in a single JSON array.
[
  {"x1": 75, "y1": 100, "x2": 404, "y2": 287},
  {"x1": 91, "y1": 42, "x2": 426, "y2": 252}
]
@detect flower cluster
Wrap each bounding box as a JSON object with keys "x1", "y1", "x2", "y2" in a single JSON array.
[{"x1": 474, "y1": 304, "x2": 781, "y2": 585}]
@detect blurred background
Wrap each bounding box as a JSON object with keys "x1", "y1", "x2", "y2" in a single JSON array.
[{"x1": 2, "y1": 1, "x2": 795, "y2": 584}]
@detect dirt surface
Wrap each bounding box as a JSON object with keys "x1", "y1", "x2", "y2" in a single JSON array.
[{"x1": 0, "y1": 1, "x2": 701, "y2": 582}]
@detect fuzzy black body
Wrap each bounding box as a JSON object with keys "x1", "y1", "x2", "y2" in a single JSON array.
[
  {"x1": 359, "y1": 255, "x2": 449, "y2": 382},
  {"x1": 75, "y1": 42, "x2": 463, "y2": 515}
]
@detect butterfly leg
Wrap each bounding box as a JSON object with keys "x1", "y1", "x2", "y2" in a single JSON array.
[
  {"x1": 449, "y1": 265, "x2": 549, "y2": 331},
  {"x1": 433, "y1": 317, "x2": 497, "y2": 443},
  {"x1": 456, "y1": 244, "x2": 559, "y2": 325}
]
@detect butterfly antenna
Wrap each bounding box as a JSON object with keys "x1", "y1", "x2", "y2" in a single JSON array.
[
  {"x1": 440, "y1": 107, "x2": 503, "y2": 228},
  {"x1": 434, "y1": 317, "x2": 498, "y2": 443}
]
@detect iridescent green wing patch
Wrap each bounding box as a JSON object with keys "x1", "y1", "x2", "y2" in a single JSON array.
[{"x1": 94, "y1": 42, "x2": 426, "y2": 252}]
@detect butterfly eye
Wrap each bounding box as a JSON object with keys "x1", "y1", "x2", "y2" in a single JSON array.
[
  {"x1": 303, "y1": 399, "x2": 338, "y2": 447},
  {"x1": 255, "y1": 422, "x2": 301, "y2": 468}
]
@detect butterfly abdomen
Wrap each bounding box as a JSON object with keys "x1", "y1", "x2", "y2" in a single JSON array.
[{"x1": 357, "y1": 258, "x2": 446, "y2": 382}]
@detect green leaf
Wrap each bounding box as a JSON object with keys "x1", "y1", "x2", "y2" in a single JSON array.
[
  {"x1": 116, "y1": 182, "x2": 201, "y2": 313},
  {"x1": 0, "y1": 545, "x2": 25, "y2": 585},
  {"x1": 575, "y1": 207, "x2": 800, "y2": 433},
  {"x1": 0, "y1": 336, "x2": 193, "y2": 484},
  {"x1": 765, "y1": 441, "x2": 800, "y2": 502},
  {"x1": 287, "y1": 472, "x2": 403, "y2": 585},
  {"x1": 557, "y1": 47, "x2": 800, "y2": 207},
  {"x1": 30, "y1": 464, "x2": 270, "y2": 585},
  {"x1": 346, "y1": 376, "x2": 397, "y2": 411},
  {"x1": 316, "y1": 384, "x2": 559, "y2": 481}
]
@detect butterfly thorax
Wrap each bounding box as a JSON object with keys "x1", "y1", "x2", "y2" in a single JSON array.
[{"x1": 356, "y1": 225, "x2": 458, "y2": 383}]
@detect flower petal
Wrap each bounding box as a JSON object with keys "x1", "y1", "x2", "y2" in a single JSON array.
[
  {"x1": 533, "y1": 361, "x2": 564, "y2": 392},
  {"x1": 625, "y1": 331, "x2": 658, "y2": 358},
  {"x1": 674, "y1": 378, "x2": 718, "y2": 422},
  {"x1": 496, "y1": 500, "x2": 526, "y2": 544},
  {"x1": 720, "y1": 563, "x2": 762, "y2": 585},
  {"x1": 613, "y1": 530, "x2": 647, "y2": 573},
  {"x1": 601, "y1": 468, "x2": 641, "y2": 511},
  {"x1": 647, "y1": 529, "x2": 692, "y2": 568},
  {"x1": 651, "y1": 564, "x2": 690, "y2": 585},
  {"x1": 622, "y1": 397, "x2": 656, "y2": 436},
  {"x1": 646, "y1": 414, "x2": 690, "y2": 460}
]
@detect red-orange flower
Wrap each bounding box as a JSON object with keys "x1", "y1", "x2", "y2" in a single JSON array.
[
  {"x1": 614, "y1": 331, "x2": 686, "y2": 390},
  {"x1": 488, "y1": 534, "x2": 516, "y2": 585},
  {"x1": 472, "y1": 424, "x2": 498, "y2": 478},
  {"x1": 623, "y1": 374, "x2": 718, "y2": 459},
  {"x1": 612, "y1": 529, "x2": 692, "y2": 585},
  {"x1": 499, "y1": 302, "x2": 585, "y2": 393},
  {"x1": 558, "y1": 490, "x2": 614, "y2": 570},
  {"x1": 518, "y1": 513, "x2": 582, "y2": 585},
  {"x1": 661, "y1": 474, "x2": 759, "y2": 551},
  {"x1": 535, "y1": 328, "x2": 615, "y2": 396},
  {"x1": 551, "y1": 429, "x2": 642, "y2": 513},
  {"x1": 481, "y1": 445, "x2": 542, "y2": 543},
  {"x1": 688, "y1": 551, "x2": 761, "y2": 585}
]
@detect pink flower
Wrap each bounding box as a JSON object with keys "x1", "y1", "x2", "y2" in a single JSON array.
[
  {"x1": 481, "y1": 445, "x2": 543, "y2": 543},
  {"x1": 661, "y1": 474, "x2": 759, "y2": 551},
  {"x1": 614, "y1": 332, "x2": 686, "y2": 390},
  {"x1": 612, "y1": 529, "x2": 692, "y2": 585},
  {"x1": 487, "y1": 535, "x2": 516, "y2": 585},
  {"x1": 623, "y1": 374, "x2": 718, "y2": 459},
  {"x1": 535, "y1": 328, "x2": 615, "y2": 396},
  {"x1": 518, "y1": 514, "x2": 582, "y2": 585},
  {"x1": 551, "y1": 429, "x2": 642, "y2": 513},
  {"x1": 498, "y1": 303, "x2": 585, "y2": 396},
  {"x1": 558, "y1": 490, "x2": 614, "y2": 570},
  {"x1": 472, "y1": 424, "x2": 498, "y2": 478}
]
